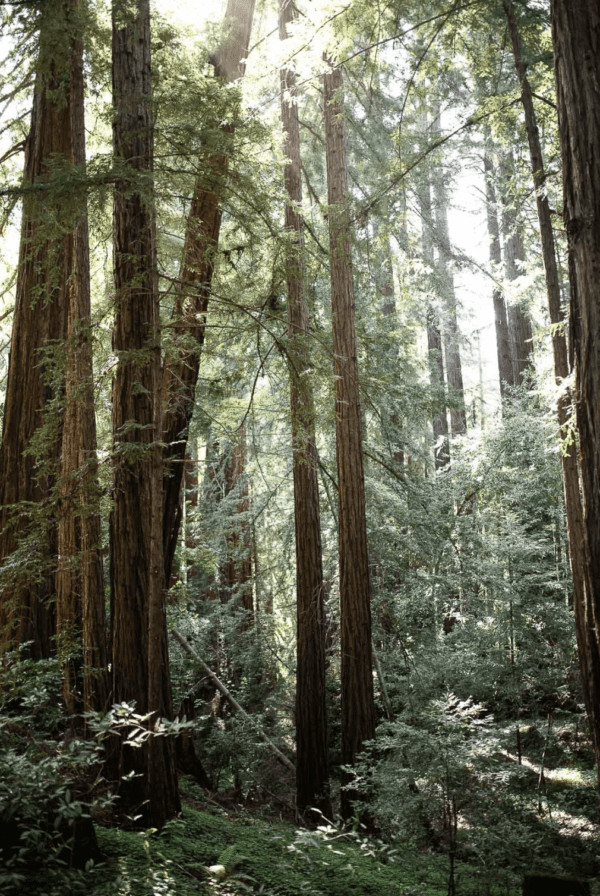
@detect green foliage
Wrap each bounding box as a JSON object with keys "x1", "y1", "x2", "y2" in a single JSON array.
[
  {"x1": 94, "y1": 801, "x2": 455, "y2": 896},
  {"x1": 0, "y1": 650, "x2": 108, "y2": 895}
]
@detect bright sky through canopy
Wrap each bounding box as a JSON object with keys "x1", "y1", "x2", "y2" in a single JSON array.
[{"x1": 156, "y1": 0, "x2": 226, "y2": 29}]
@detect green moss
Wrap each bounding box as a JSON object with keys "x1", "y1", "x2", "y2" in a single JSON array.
[{"x1": 87, "y1": 802, "x2": 513, "y2": 896}]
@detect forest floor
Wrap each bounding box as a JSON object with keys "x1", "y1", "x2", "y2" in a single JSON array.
[
  {"x1": 5, "y1": 710, "x2": 600, "y2": 896},
  {"x1": 76, "y1": 764, "x2": 600, "y2": 896}
]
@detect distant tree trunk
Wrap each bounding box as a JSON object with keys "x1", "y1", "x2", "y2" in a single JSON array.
[
  {"x1": 323, "y1": 57, "x2": 375, "y2": 820},
  {"x1": 498, "y1": 156, "x2": 534, "y2": 385},
  {"x1": 110, "y1": 0, "x2": 179, "y2": 828},
  {"x1": 418, "y1": 139, "x2": 449, "y2": 467},
  {"x1": 55, "y1": 0, "x2": 107, "y2": 716},
  {"x1": 178, "y1": 447, "x2": 200, "y2": 584},
  {"x1": 483, "y1": 149, "x2": 514, "y2": 400},
  {"x1": 373, "y1": 213, "x2": 396, "y2": 317},
  {"x1": 373, "y1": 214, "x2": 404, "y2": 465},
  {"x1": 220, "y1": 427, "x2": 253, "y2": 621},
  {"x1": 280, "y1": 0, "x2": 330, "y2": 816},
  {"x1": 0, "y1": 0, "x2": 81, "y2": 659},
  {"x1": 551, "y1": 0, "x2": 600, "y2": 788},
  {"x1": 162, "y1": 0, "x2": 255, "y2": 589},
  {"x1": 431, "y1": 109, "x2": 466, "y2": 436}
]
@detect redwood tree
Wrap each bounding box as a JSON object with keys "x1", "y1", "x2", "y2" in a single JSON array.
[
  {"x1": 483, "y1": 149, "x2": 514, "y2": 401},
  {"x1": 551, "y1": 0, "x2": 600, "y2": 786},
  {"x1": 161, "y1": 0, "x2": 256, "y2": 587},
  {"x1": 280, "y1": 0, "x2": 330, "y2": 815},
  {"x1": 110, "y1": 0, "x2": 179, "y2": 827},
  {"x1": 323, "y1": 56, "x2": 376, "y2": 820},
  {"x1": 418, "y1": 135, "x2": 449, "y2": 468},
  {"x1": 498, "y1": 154, "x2": 534, "y2": 385},
  {"x1": 431, "y1": 108, "x2": 466, "y2": 436},
  {"x1": 0, "y1": 0, "x2": 105, "y2": 680},
  {"x1": 55, "y1": 0, "x2": 107, "y2": 715}
]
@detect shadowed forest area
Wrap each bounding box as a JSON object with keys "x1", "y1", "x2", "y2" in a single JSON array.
[{"x1": 1, "y1": 0, "x2": 600, "y2": 894}]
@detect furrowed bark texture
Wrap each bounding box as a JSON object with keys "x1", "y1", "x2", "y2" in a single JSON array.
[
  {"x1": 110, "y1": 0, "x2": 179, "y2": 827},
  {"x1": 483, "y1": 150, "x2": 514, "y2": 399},
  {"x1": 56, "y1": 0, "x2": 107, "y2": 715},
  {"x1": 280, "y1": 0, "x2": 329, "y2": 816},
  {"x1": 161, "y1": 0, "x2": 255, "y2": 588},
  {"x1": 323, "y1": 60, "x2": 375, "y2": 820},
  {"x1": 551, "y1": 0, "x2": 600, "y2": 782},
  {"x1": 0, "y1": 2, "x2": 79, "y2": 659}
]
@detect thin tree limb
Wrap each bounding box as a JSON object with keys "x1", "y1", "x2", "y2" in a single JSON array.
[{"x1": 170, "y1": 627, "x2": 296, "y2": 773}]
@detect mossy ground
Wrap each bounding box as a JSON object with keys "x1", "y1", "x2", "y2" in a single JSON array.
[
  {"x1": 53, "y1": 778, "x2": 515, "y2": 896},
  {"x1": 92, "y1": 803, "x2": 467, "y2": 896},
  {"x1": 9, "y1": 762, "x2": 599, "y2": 896}
]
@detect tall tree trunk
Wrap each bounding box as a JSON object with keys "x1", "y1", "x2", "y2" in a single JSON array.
[
  {"x1": 161, "y1": 0, "x2": 255, "y2": 588},
  {"x1": 279, "y1": 0, "x2": 329, "y2": 816},
  {"x1": 505, "y1": 0, "x2": 593, "y2": 804},
  {"x1": 0, "y1": 1, "x2": 80, "y2": 659},
  {"x1": 550, "y1": 0, "x2": 600, "y2": 790},
  {"x1": 323, "y1": 58, "x2": 375, "y2": 820},
  {"x1": 110, "y1": 0, "x2": 179, "y2": 828},
  {"x1": 56, "y1": 0, "x2": 108, "y2": 716},
  {"x1": 483, "y1": 149, "x2": 514, "y2": 400},
  {"x1": 431, "y1": 109, "x2": 466, "y2": 436},
  {"x1": 498, "y1": 155, "x2": 534, "y2": 385},
  {"x1": 418, "y1": 135, "x2": 449, "y2": 467}
]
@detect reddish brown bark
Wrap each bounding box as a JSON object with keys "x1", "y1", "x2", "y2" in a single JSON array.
[
  {"x1": 110, "y1": 0, "x2": 179, "y2": 827},
  {"x1": 56, "y1": 0, "x2": 107, "y2": 715},
  {"x1": 551, "y1": 0, "x2": 600, "y2": 786},
  {"x1": 323, "y1": 58, "x2": 375, "y2": 820},
  {"x1": 0, "y1": 2, "x2": 79, "y2": 659},
  {"x1": 280, "y1": 0, "x2": 329, "y2": 815}
]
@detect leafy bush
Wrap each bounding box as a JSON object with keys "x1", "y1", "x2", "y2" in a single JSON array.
[{"x1": 0, "y1": 649, "x2": 106, "y2": 894}]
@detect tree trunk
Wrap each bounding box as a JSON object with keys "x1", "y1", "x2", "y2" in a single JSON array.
[
  {"x1": 110, "y1": 0, "x2": 179, "y2": 828},
  {"x1": 323, "y1": 58, "x2": 375, "y2": 820},
  {"x1": 161, "y1": 0, "x2": 255, "y2": 589},
  {"x1": 280, "y1": 0, "x2": 329, "y2": 816},
  {"x1": 220, "y1": 427, "x2": 253, "y2": 621},
  {"x1": 483, "y1": 149, "x2": 514, "y2": 399},
  {"x1": 56, "y1": 0, "x2": 108, "y2": 716},
  {"x1": 0, "y1": 1, "x2": 81, "y2": 659},
  {"x1": 498, "y1": 155, "x2": 534, "y2": 385},
  {"x1": 431, "y1": 109, "x2": 466, "y2": 436},
  {"x1": 551, "y1": 0, "x2": 600, "y2": 789},
  {"x1": 373, "y1": 211, "x2": 404, "y2": 465},
  {"x1": 418, "y1": 136, "x2": 449, "y2": 467}
]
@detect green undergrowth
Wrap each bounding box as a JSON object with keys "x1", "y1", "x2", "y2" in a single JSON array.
[
  {"x1": 85, "y1": 788, "x2": 517, "y2": 896},
  {"x1": 8, "y1": 772, "x2": 599, "y2": 896},
  {"x1": 94, "y1": 808, "x2": 443, "y2": 896}
]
